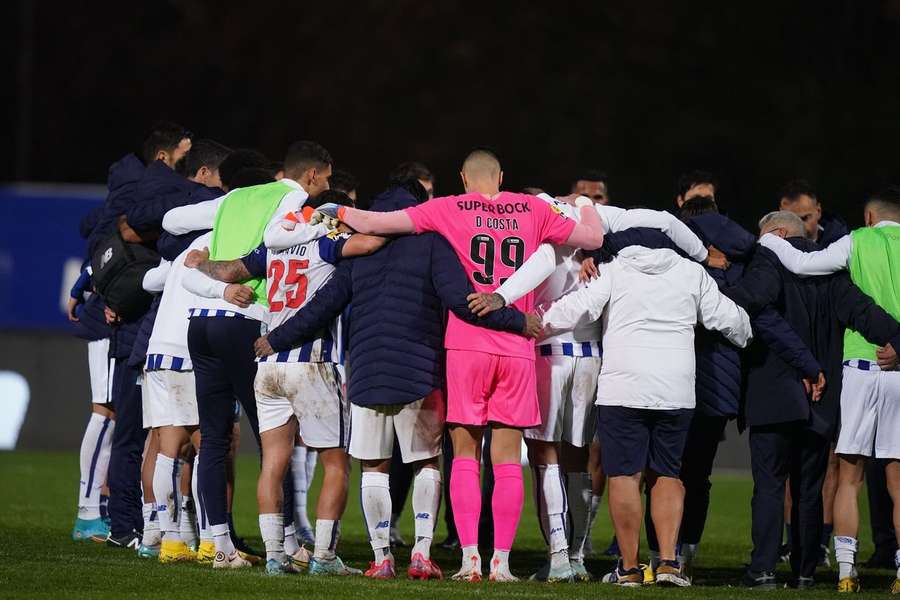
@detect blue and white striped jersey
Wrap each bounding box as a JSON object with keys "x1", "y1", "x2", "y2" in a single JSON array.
[{"x1": 242, "y1": 230, "x2": 348, "y2": 364}]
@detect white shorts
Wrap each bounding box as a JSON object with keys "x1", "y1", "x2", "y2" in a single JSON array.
[
  {"x1": 255, "y1": 362, "x2": 348, "y2": 449},
  {"x1": 526, "y1": 354, "x2": 600, "y2": 447},
  {"x1": 348, "y1": 391, "x2": 445, "y2": 463},
  {"x1": 835, "y1": 365, "x2": 900, "y2": 459},
  {"x1": 88, "y1": 338, "x2": 112, "y2": 405},
  {"x1": 141, "y1": 369, "x2": 199, "y2": 429}
]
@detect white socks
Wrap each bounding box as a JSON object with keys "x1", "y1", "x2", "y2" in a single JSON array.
[
  {"x1": 152, "y1": 453, "x2": 182, "y2": 543},
  {"x1": 259, "y1": 513, "x2": 285, "y2": 562},
  {"x1": 361, "y1": 472, "x2": 392, "y2": 561},
  {"x1": 535, "y1": 464, "x2": 569, "y2": 554},
  {"x1": 291, "y1": 447, "x2": 312, "y2": 530},
  {"x1": 314, "y1": 519, "x2": 339, "y2": 560},
  {"x1": 211, "y1": 523, "x2": 235, "y2": 555},
  {"x1": 490, "y1": 549, "x2": 510, "y2": 571},
  {"x1": 284, "y1": 524, "x2": 300, "y2": 555},
  {"x1": 141, "y1": 502, "x2": 160, "y2": 546},
  {"x1": 180, "y1": 495, "x2": 198, "y2": 548},
  {"x1": 566, "y1": 471, "x2": 592, "y2": 561},
  {"x1": 77, "y1": 413, "x2": 114, "y2": 519},
  {"x1": 411, "y1": 467, "x2": 441, "y2": 560},
  {"x1": 895, "y1": 548, "x2": 900, "y2": 578},
  {"x1": 192, "y1": 455, "x2": 211, "y2": 543},
  {"x1": 462, "y1": 545, "x2": 481, "y2": 571},
  {"x1": 834, "y1": 535, "x2": 858, "y2": 579}
]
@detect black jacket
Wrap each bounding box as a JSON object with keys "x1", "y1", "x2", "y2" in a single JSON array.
[
  {"x1": 817, "y1": 213, "x2": 849, "y2": 248},
  {"x1": 725, "y1": 237, "x2": 900, "y2": 438},
  {"x1": 266, "y1": 185, "x2": 527, "y2": 407}
]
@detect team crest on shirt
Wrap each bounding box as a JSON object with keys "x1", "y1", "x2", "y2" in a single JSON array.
[{"x1": 549, "y1": 200, "x2": 570, "y2": 218}]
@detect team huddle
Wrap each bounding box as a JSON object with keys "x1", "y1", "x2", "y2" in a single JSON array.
[{"x1": 68, "y1": 122, "x2": 900, "y2": 591}]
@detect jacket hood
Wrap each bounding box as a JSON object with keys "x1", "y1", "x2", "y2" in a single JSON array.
[
  {"x1": 369, "y1": 185, "x2": 419, "y2": 213},
  {"x1": 107, "y1": 153, "x2": 146, "y2": 194},
  {"x1": 617, "y1": 246, "x2": 683, "y2": 274}
]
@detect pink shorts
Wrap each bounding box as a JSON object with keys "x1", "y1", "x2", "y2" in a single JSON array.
[{"x1": 446, "y1": 349, "x2": 540, "y2": 428}]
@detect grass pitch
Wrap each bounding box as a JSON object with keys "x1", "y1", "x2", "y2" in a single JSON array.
[{"x1": 0, "y1": 451, "x2": 894, "y2": 598}]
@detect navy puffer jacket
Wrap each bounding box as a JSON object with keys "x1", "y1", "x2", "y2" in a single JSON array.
[{"x1": 267, "y1": 184, "x2": 527, "y2": 407}]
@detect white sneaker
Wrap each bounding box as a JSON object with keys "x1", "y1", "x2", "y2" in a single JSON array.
[
  {"x1": 451, "y1": 555, "x2": 482, "y2": 582},
  {"x1": 213, "y1": 550, "x2": 254, "y2": 569},
  {"x1": 489, "y1": 557, "x2": 519, "y2": 582},
  {"x1": 289, "y1": 546, "x2": 311, "y2": 569}
]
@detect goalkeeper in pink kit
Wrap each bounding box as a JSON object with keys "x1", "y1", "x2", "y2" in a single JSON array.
[{"x1": 324, "y1": 149, "x2": 604, "y2": 581}]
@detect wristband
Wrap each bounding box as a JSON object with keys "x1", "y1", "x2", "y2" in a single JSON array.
[{"x1": 574, "y1": 195, "x2": 593, "y2": 208}]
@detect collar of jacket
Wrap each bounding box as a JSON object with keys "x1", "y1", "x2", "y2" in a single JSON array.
[
  {"x1": 786, "y1": 236, "x2": 819, "y2": 252},
  {"x1": 368, "y1": 185, "x2": 418, "y2": 213}
]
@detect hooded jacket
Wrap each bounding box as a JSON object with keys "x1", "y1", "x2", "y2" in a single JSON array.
[
  {"x1": 266, "y1": 183, "x2": 527, "y2": 407},
  {"x1": 74, "y1": 154, "x2": 145, "y2": 342},
  {"x1": 600, "y1": 214, "x2": 819, "y2": 417},
  {"x1": 541, "y1": 246, "x2": 752, "y2": 410}
]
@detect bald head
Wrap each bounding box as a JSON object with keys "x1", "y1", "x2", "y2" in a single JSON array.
[
  {"x1": 759, "y1": 210, "x2": 805, "y2": 239},
  {"x1": 460, "y1": 149, "x2": 503, "y2": 195}
]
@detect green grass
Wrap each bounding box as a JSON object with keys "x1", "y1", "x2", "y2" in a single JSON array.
[{"x1": 0, "y1": 451, "x2": 894, "y2": 598}]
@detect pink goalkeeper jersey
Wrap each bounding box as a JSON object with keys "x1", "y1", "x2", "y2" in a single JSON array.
[{"x1": 406, "y1": 191, "x2": 576, "y2": 359}]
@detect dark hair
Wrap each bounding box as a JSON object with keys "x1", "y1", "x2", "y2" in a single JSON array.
[
  {"x1": 871, "y1": 185, "x2": 900, "y2": 205},
  {"x1": 228, "y1": 168, "x2": 275, "y2": 189},
  {"x1": 572, "y1": 169, "x2": 608, "y2": 185},
  {"x1": 779, "y1": 178, "x2": 818, "y2": 204},
  {"x1": 329, "y1": 169, "x2": 359, "y2": 195},
  {"x1": 283, "y1": 141, "x2": 332, "y2": 177},
  {"x1": 178, "y1": 139, "x2": 231, "y2": 178},
  {"x1": 390, "y1": 161, "x2": 434, "y2": 183},
  {"x1": 306, "y1": 189, "x2": 352, "y2": 210},
  {"x1": 678, "y1": 195, "x2": 718, "y2": 219},
  {"x1": 522, "y1": 186, "x2": 546, "y2": 195},
  {"x1": 218, "y1": 149, "x2": 272, "y2": 190},
  {"x1": 141, "y1": 120, "x2": 191, "y2": 165},
  {"x1": 675, "y1": 170, "x2": 717, "y2": 200}
]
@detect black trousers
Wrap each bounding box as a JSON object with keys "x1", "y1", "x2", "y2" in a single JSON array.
[
  {"x1": 749, "y1": 422, "x2": 829, "y2": 577},
  {"x1": 866, "y1": 458, "x2": 898, "y2": 554},
  {"x1": 107, "y1": 356, "x2": 148, "y2": 537},
  {"x1": 188, "y1": 316, "x2": 262, "y2": 529},
  {"x1": 441, "y1": 433, "x2": 457, "y2": 538},
  {"x1": 646, "y1": 413, "x2": 729, "y2": 550}
]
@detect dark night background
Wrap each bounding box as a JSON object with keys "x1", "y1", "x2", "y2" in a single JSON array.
[{"x1": 7, "y1": 1, "x2": 900, "y2": 230}]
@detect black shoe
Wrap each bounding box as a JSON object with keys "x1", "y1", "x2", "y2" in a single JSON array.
[
  {"x1": 778, "y1": 544, "x2": 790, "y2": 563},
  {"x1": 863, "y1": 547, "x2": 899, "y2": 569},
  {"x1": 438, "y1": 535, "x2": 460, "y2": 551},
  {"x1": 741, "y1": 569, "x2": 777, "y2": 590},
  {"x1": 230, "y1": 534, "x2": 262, "y2": 560},
  {"x1": 106, "y1": 530, "x2": 140, "y2": 550},
  {"x1": 786, "y1": 576, "x2": 815, "y2": 589}
]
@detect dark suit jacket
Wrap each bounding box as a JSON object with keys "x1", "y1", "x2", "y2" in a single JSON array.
[{"x1": 725, "y1": 237, "x2": 900, "y2": 438}]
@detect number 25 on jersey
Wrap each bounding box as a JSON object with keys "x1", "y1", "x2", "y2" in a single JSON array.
[{"x1": 267, "y1": 259, "x2": 308, "y2": 312}]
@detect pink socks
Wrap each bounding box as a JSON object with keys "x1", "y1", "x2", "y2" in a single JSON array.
[
  {"x1": 450, "y1": 458, "x2": 525, "y2": 552},
  {"x1": 450, "y1": 457, "x2": 482, "y2": 548},
  {"x1": 492, "y1": 462, "x2": 524, "y2": 551}
]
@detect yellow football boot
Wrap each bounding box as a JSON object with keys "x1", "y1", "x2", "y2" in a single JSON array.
[
  {"x1": 159, "y1": 539, "x2": 197, "y2": 563},
  {"x1": 837, "y1": 576, "x2": 861, "y2": 593}
]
